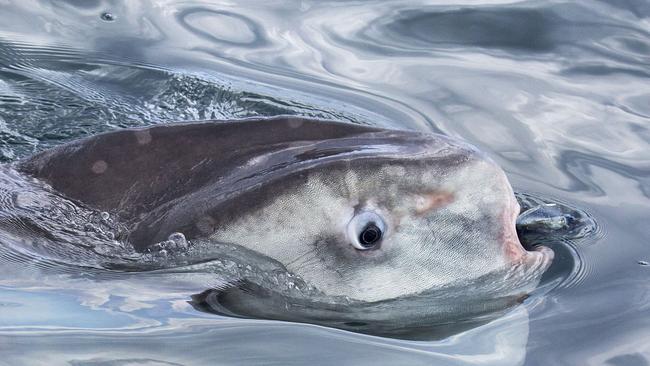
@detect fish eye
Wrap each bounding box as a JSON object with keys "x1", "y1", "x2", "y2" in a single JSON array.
[
  {"x1": 359, "y1": 223, "x2": 382, "y2": 248},
  {"x1": 348, "y1": 211, "x2": 386, "y2": 250}
]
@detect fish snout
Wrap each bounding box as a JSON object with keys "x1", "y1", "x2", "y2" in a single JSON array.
[{"x1": 502, "y1": 194, "x2": 554, "y2": 269}]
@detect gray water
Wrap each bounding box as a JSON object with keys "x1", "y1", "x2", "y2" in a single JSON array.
[{"x1": 0, "y1": 0, "x2": 648, "y2": 365}]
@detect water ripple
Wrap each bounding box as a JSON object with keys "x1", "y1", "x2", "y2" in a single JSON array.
[
  {"x1": 0, "y1": 0, "x2": 648, "y2": 364},
  {"x1": 178, "y1": 8, "x2": 267, "y2": 47}
]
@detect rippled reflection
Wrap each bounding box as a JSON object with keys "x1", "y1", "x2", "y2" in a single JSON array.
[
  {"x1": 178, "y1": 8, "x2": 266, "y2": 47},
  {"x1": 0, "y1": 0, "x2": 649, "y2": 364}
]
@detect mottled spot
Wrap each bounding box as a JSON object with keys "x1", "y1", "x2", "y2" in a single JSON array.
[
  {"x1": 385, "y1": 165, "x2": 406, "y2": 176},
  {"x1": 134, "y1": 129, "x2": 152, "y2": 145},
  {"x1": 91, "y1": 160, "x2": 108, "y2": 174},
  {"x1": 414, "y1": 191, "x2": 454, "y2": 215},
  {"x1": 287, "y1": 118, "x2": 304, "y2": 129}
]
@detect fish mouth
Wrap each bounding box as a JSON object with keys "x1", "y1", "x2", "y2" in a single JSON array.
[{"x1": 503, "y1": 193, "x2": 554, "y2": 269}]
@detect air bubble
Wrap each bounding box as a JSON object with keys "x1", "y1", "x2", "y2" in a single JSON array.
[
  {"x1": 100, "y1": 12, "x2": 115, "y2": 22},
  {"x1": 168, "y1": 232, "x2": 189, "y2": 249}
]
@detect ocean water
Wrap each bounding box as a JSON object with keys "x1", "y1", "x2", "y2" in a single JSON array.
[{"x1": 0, "y1": 0, "x2": 649, "y2": 365}]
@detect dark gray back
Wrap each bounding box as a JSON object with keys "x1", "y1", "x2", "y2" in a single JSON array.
[{"x1": 18, "y1": 117, "x2": 379, "y2": 213}]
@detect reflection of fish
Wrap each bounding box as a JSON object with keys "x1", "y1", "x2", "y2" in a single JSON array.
[{"x1": 17, "y1": 116, "x2": 552, "y2": 303}]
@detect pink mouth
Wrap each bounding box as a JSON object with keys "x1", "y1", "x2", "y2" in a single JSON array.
[
  {"x1": 501, "y1": 193, "x2": 554, "y2": 268},
  {"x1": 502, "y1": 197, "x2": 526, "y2": 262}
]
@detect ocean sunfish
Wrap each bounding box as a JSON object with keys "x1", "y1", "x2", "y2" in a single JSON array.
[{"x1": 14, "y1": 116, "x2": 553, "y2": 305}]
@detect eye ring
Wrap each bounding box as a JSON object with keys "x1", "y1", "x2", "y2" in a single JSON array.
[{"x1": 348, "y1": 211, "x2": 386, "y2": 250}]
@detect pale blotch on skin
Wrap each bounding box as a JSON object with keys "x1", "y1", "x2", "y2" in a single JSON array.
[
  {"x1": 414, "y1": 192, "x2": 454, "y2": 215},
  {"x1": 91, "y1": 160, "x2": 108, "y2": 174},
  {"x1": 438, "y1": 159, "x2": 506, "y2": 221},
  {"x1": 383, "y1": 165, "x2": 406, "y2": 177},
  {"x1": 134, "y1": 130, "x2": 152, "y2": 145},
  {"x1": 286, "y1": 117, "x2": 304, "y2": 129},
  {"x1": 343, "y1": 169, "x2": 361, "y2": 203}
]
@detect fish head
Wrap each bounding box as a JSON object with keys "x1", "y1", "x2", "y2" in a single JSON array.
[{"x1": 209, "y1": 129, "x2": 554, "y2": 302}]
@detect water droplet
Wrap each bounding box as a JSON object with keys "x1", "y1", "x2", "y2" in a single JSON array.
[
  {"x1": 168, "y1": 232, "x2": 188, "y2": 249},
  {"x1": 638, "y1": 260, "x2": 649, "y2": 266},
  {"x1": 100, "y1": 12, "x2": 115, "y2": 22}
]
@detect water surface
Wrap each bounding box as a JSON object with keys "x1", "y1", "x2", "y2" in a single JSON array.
[{"x1": 0, "y1": 0, "x2": 649, "y2": 365}]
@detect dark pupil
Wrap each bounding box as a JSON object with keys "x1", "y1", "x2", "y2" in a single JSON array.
[{"x1": 359, "y1": 223, "x2": 382, "y2": 247}]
